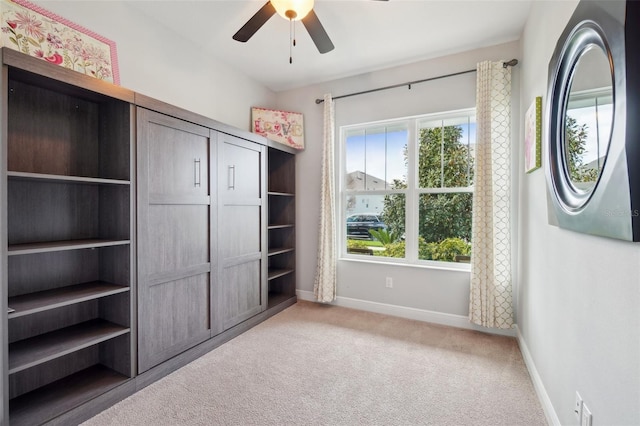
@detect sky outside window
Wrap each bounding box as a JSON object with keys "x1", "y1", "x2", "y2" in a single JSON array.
[{"x1": 345, "y1": 125, "x2": 408, "y2": 188}]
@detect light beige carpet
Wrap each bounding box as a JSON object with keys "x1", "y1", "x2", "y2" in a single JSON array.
[{"x1": 83, "y1": 301, "x2": 546, "y2": 426}]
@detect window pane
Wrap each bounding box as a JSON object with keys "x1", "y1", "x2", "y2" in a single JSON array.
[
  {"x1": 342, "y1": 109, "x2": 475, "y2": 266},
  {"x1": 418, "y1": 116, "x2": 475, "y2": 188},
  {"x1": 418, "y1": 193, "x2": 472, "y2": 263},
  {"x1": 345, "y1": 193, "x2": 386, "y2": 218},
  {"x1": 345, "y1": 129, "x2": 366, "y2": 190},
  {"x1": 565, "y1": 92, "x2": 613, "y2": 188},
  {"x1": 345, "y1": 194, "x2": 405, "y2": 259},
  {"x1": 344, "y1": 125, "x2": 408, "y2": 191}
]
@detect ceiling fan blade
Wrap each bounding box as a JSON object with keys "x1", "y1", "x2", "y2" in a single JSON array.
[
  {"x1": 301, "y1": 9, "x2": 335, "y2": 54},
  {"x1": 233, "y1": 1, "x2": 276, "y2": 42}
]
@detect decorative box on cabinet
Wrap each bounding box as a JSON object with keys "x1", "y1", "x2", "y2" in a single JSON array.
[{"x1": 1, "y1": 48, "x2": 135, "y2": 426}]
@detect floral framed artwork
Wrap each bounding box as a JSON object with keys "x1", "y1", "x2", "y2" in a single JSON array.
[
  {"x1": 524, "y1": 96, "x2": 542, "y2": 173},
  {"x1": 1, "y1": 0, "x2": 119, "y2": 84},
  {"x1": 252, "y1": 107, "x2": 304, "y2": 150}
]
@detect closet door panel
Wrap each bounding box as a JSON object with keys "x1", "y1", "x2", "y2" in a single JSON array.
[
  {"x1": 147, "y1": 123, "x2": 209, "y2": 198},
  {"x1": 221, "y1": 260, "x2": 261, "y2": 330},
  {"x1": 219, "y1": 205, "x2": 260, "y2": 259},
  {"x1": 216, "y1": 134, "x2": 266, "y2": 333},
  {"x1": 146, "y1": 204, "x2": 209, "y2": 274},
  {"x1": 137, "y1": 108, "x2": 212, "y2": 373},
  {"x1": 221, "y1": 141, "x2": 261, "y2": 201},
  {"x1": 138, "y1": 274, "x2": 210, "y2": 372}
]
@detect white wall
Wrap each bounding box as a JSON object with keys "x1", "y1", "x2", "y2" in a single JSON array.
[
  {"x1": 276, "y1": 41, "x2": 520, "y2": 320},
  {"x1": 31, "y1": 1, "x2": 276, "y2": 130},
  {"x1": 518, "y1": 1, "x2": 640, "y2": 425}
]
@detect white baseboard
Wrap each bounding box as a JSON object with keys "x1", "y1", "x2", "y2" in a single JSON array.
[
  {"x1": 516, "y1": 325, "x2": 560, "y2": 426},
  {"x1": 296, "y1": 290, "x2": 515, "y2": 337}
]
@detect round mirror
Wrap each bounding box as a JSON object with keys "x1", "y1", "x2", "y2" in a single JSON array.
[
  {"x1": 545, "y1": 0, "x2": 640, "y2": 241},
  {"x1": 564, "y1": 44, "x2": 613, "y2": 193},
  {"x1": 548, "y1": 21, "x2": 614, "y2": 212}
]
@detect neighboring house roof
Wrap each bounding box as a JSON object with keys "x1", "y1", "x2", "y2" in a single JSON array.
[{"x1": 346, "y1": 171, "x2": 388, "y2": 190}]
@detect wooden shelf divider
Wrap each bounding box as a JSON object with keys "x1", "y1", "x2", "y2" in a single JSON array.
[
  {"x1": 8, "y1": 282, "x2": 129, "y2": 319},
  {"x1": 268, "y1": 247, "x2": 295, "y2": 256},
  {"x1": 9, "y1": 319, "x2": 130, "y2": 374},
  {"x1": 267, "y1": 268, "x2": 294, "y2": 281},
  {"x1": 8, "y1": 239, "x2": 130, "y2": 256},
  {"x1": 7, "y1": 171, "x2": 130, "y2": 186}
]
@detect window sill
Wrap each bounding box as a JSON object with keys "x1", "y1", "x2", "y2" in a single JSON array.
[{"x1": 339, "y1": 255, "x2": 471, "y2": 273}]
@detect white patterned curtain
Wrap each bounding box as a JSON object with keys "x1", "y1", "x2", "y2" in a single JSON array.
[
  {"x1": 313, "y1": 93, "x2": 337, "y2": 302},
  {"x1": 469, "y1": 61, "x2": 513, "y2": 329}
]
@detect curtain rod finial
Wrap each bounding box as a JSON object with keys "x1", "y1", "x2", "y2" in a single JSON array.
[
  {"x1": 315, "y1": 98, "x2": 324, "y2": 104},
  {"x1": 503, "y1": 59, "x2": 519, "y2": 68}
]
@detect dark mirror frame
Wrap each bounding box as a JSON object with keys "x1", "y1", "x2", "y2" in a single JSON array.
[{"x1": 546, "y1": 0, "x2": 640, "y2": 241}]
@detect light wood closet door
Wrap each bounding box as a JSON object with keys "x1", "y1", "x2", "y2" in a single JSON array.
[
  {"x1": 216, "y1": 134, "x2": 266, "y2": 333},
  {"x1": 137, "y1": 108, "x2": 214, "y2": 373}
]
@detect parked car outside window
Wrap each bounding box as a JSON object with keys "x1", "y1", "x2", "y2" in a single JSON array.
[{"x1": 346, "y1": 213, "x2": 386, "y2": 239}]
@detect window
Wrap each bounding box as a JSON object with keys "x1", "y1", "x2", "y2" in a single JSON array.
[
  {"x1": 341, "y1": 109, "x2": 475, "y2": 266},
  {"x1": 565, "y1": 87, "x2": 613, "y2": 191}
]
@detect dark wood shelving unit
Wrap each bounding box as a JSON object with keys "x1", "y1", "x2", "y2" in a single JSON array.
[
  {"x1": 2, "y1": 49, "x2": 135, "y2": 426},
  {"x1": 267, "y1": 147, "x2": 297, "y2": 307}
]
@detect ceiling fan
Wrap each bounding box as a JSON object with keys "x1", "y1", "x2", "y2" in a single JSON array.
[{"x1": 233, "y1": 0, "x2": 388, "y2": 56}]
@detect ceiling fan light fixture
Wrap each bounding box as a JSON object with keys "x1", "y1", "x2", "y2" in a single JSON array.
[{"x1": 271, "y1": 0, "x2": 314, "y2": 21}]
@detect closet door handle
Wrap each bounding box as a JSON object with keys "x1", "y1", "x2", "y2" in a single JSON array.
[
  {"x1": 228, "y1": 165, "x2": 235, "y2": 190},
  {"x1": 194, "y1": 158, "x2": 201, "y2": 187}
]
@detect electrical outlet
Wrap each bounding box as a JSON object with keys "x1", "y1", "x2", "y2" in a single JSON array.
[
  {"x1": 385, "y1": 277, "x2": 393, "y2": 288},
  {"x1": 575, "y1": 392, "x2": 583, "y2": 420},
  {"x1": 581, "y1": 403, "x2": 592, "y2": 426}
]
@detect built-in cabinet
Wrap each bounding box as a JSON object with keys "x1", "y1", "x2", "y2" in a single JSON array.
[
  {"x1": 136, "y1": 108, "x2": 214, "y2": 373},
  {"x1": 218, "y1": 134, "x2": 267, "y2": 331},
  {"x1": 0, "y1": 48, "x2": 296, "y2": 426},
  {"x1": 267, "y1": 147, "x2": 296, "y2": 308},
  {"x1": 1, "y1": 50, "x2": 135, "y2": 426}
]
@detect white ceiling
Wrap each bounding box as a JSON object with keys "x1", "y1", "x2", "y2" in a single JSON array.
[{"x1": 130, "y1": 0, "x2": 533, "y2": 92}]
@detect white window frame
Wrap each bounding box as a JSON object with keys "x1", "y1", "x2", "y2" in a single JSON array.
[{"x1": 339, "y1": 108, "x2": 475, "y2": 271}]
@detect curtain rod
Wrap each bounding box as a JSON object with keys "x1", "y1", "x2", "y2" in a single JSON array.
[{"x1": 314, "y1": 59, "x2": 518, "y2": 104}]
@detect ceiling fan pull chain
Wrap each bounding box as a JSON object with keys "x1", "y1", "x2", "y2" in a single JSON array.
[{"x1": 289, "y1": 17, "x2": 293, "y2": 64}]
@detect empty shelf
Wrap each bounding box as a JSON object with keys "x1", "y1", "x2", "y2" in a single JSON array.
[
  {"x1": 7, "y1": 171, "x2": 130, "y2": 185},
  {"x1": 268, "y1": 268, "x2": 294, "y2": 280},
  {"x1": 268, "y1": 247, "x2": 295, "y2": 256},
  {"x1": 9, "y1": 364, "x2": 130, "y2": 426},
  {"x1": 8, "y1": 282, "x2": 129, "y2": 319},
  {"x1": 268, "y1": 191, "x2": 295, "y2": 197},
  {"x1": 8, "y1": 239, "x2": 130, "y2": 256},
  {"x1": 9, "y1": 319, "x2": 130, "y2": 374}
]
